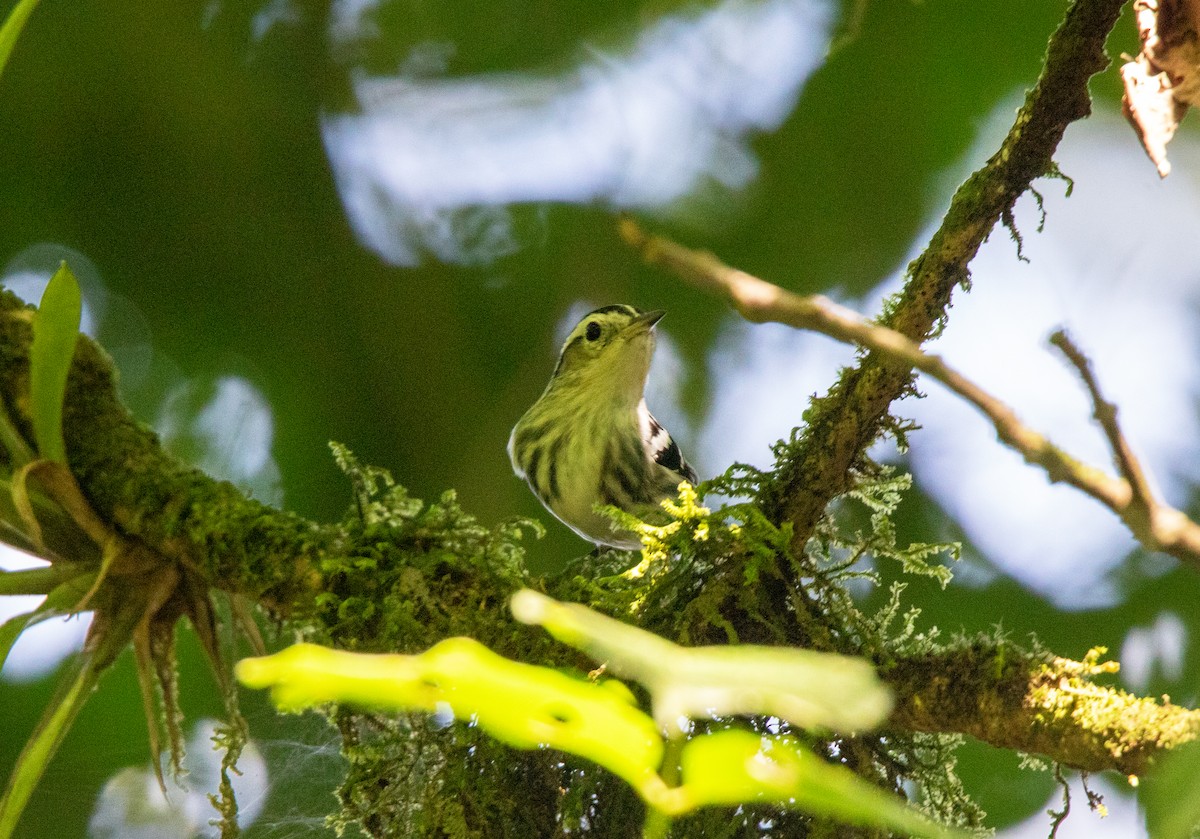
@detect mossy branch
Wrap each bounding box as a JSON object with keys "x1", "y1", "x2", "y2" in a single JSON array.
[
  {"x1": 884, "y1": 642, "x2": 1200, "y2": 777},
  {"x1": 0, "y1": 287, "x2": 526, "y2": 637},
  {"x1": 737, "y1": 0, "x2": 1125, "y2": 557}
]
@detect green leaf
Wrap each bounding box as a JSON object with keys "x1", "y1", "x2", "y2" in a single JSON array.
[
  {"x1": 0, "y1": 612, "x2": 33, "y2": 673},
  {"x1": 0, "y1": 655, "x2": 99, "y2": 839},
  {"x1": 0, "y1": 398, "x2": 33, "y2": 468},
  {"x1": 673, "y1": 731, "x2": 964, "y2": 838},
  {"x1": 237, "y1": 639, "x2": 666, "y2": 796},
  {"x1": 28, "y1": 263, "x2": 82, "y2": 465},
  {"x1": 0, "y1": 572, "x2": 94, "y2": 671},
  {"x1": 237, "y1": 639, "x2": 962, "y2": 836},
  {"x1": 0, "y1": 563, "x2": 85, "y2": 596},
  {"x1": 0, "y1": 570, "x2": 143, "y2": 838},
  {"x1": 511, "y1": 589, "x2": 893, "y2": 733},
  {"x1": 1142, "y1": 738, "x2": 1200, "y2": 839},
  {"x1": 0, "y1": 473, "x2": 101, "y2": 561},
  {"x1": 0, "y1": 0, "x2": 41, "y2": 81}
]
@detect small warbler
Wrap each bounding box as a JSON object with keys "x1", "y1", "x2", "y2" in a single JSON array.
[{"x1": 508, "y1": 304, "x2": 697, "y2": 549}]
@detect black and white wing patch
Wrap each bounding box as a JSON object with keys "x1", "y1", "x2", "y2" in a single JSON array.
[{"x1": 641, "y1": 406, "x2": 698, "y2": 484}]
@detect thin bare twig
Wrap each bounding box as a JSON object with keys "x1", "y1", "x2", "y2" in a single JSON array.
[
  {"x1": 1046, "y1": 329, "x2": 1200, "y2": 562},
  {"x1": 1049, "y1": 330, "x2": 1158, "y2": 522},
  {"x1": 1048, "y1": 765, "x2": 1071, "y2": 839},
  {"x1": 1081, "y1": 770, "x2": 1107, "y2": 816},
  {"x1": 619, "y1": 219, "x2": 1200, "y2": 571}
]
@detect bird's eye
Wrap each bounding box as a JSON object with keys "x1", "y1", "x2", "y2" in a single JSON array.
[{"x1": 585, "y1": 321, "x2": 601, "y2": 342}]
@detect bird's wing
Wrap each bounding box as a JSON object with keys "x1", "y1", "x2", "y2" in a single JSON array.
[{"x1": 643, "y1": 410, "x2": 697, "y2": 484}]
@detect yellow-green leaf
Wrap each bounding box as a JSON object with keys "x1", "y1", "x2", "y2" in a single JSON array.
[
  {"x1": 0, "y1": 563, "x2": 141, "y2": 839},
  {"x1": 237, "y1": 639, "x2": 665, "y2": 794},
  {"x1": 672, "y1": 731, "x2": 964, "y2": 838},
  {"x1": 0, "y1": 0, "x2": 41, "y2": 81},
  {"x1": 29, "y1": 263, "x2": 82, "y2": 464},
  {"x1": 0, "y1": 563, "x2": 84, "y2": 596},
  {"x1": 511, "y1": 589, "x2": 892, "y2": 733},
  {"x1": 0, "y1": 398, "x2": 33, "y2": 468},
  {"x1": 0, "y1": 612, "x2": 33, "y2": 674}
]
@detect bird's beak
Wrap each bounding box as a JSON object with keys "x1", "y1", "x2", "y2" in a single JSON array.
[{"x1": 627, "y1": 310, "x2": 665, "y2": 333}]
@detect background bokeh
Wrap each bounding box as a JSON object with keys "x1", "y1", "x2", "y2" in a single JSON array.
[{"x1": 1, "y1": 0, "x2": 1196, "y2": 836}]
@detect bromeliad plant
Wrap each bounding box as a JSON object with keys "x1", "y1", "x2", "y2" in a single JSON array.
[
  {"x1": 0, "y1": 264, "x2": 252, "y2": 838},
  {"x1": 1, "y1": 6, "x2": 198, "y2": 833}
]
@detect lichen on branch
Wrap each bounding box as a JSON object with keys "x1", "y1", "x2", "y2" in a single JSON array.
[
  {"x1": 756, "y1": 0, "x2": 1126, "y2": 556},
  {"x1": 885, "y1": 641, "x2": 1200, "y2": 777}
]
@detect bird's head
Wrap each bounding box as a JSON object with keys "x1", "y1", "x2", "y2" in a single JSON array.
[{"x1": 550, "y1": 304, "x2": 665, "y2": 403}]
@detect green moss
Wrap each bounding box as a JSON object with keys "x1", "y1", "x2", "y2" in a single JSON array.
[{"x1": 308, "y1": 444, "x2": 537, "y2": 654}]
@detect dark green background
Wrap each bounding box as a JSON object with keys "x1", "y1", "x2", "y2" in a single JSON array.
[{"x1": 1, "y1": 0, "x2": 1192, "y2": 835}]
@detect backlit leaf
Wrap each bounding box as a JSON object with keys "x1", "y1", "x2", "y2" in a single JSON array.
[
  {"x1": 29, "y1": 263, "x2": 82, "y2": 465},
  {"x1": 511, "y1": 589, "x2": 892, "y2": 732},
  {"x1": 237, "y1": 638, "x2": 665, "y2": 795},
  {"x1": 0, "y1": 0, "x2": 41, "y2": 81}
]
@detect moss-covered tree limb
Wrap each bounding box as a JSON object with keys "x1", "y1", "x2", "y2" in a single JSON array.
[
  {"x1": 0, "y1": 290, "x2": 330, "y2": 611},
  {"x1": 884, "y1": 642, "x2": 1200, "y2": 777},
  {"x1": 0, "y1": 286, "x2": 530, "y2": 652},
  {"x1": 759, "y1": 0, "x2": 1127, "y2": 558}
]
